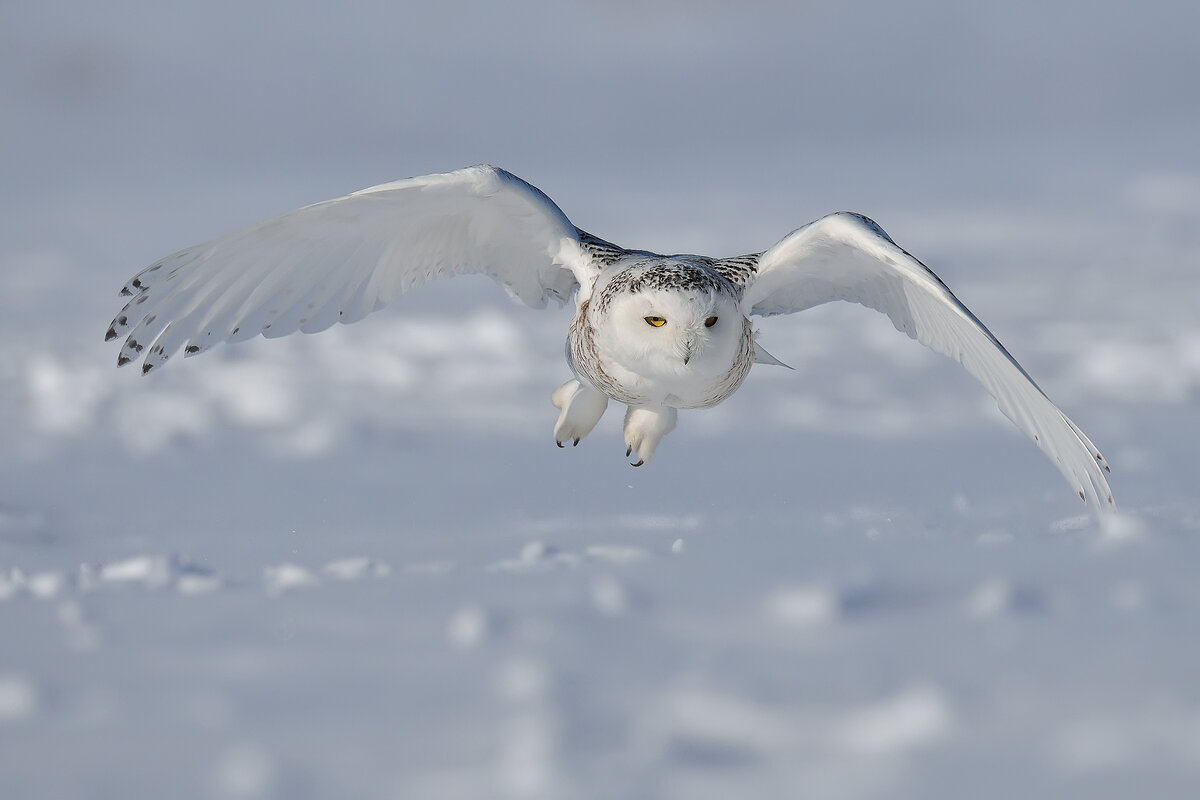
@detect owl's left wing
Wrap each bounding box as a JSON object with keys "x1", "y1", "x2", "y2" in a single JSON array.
[
  {"x1": 743, "y1": 212, "x2": 1114, "y2": 511},
  {"x1": 107, "y1": 165, "x2": 598, "y2": 373}
]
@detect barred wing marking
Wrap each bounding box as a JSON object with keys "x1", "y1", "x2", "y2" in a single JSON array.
[{"x1": 108, "y1": 165, "x2": 593, "y2": 372}]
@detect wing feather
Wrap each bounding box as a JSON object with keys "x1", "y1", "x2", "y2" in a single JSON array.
[
  {"x1": 108, "y1": 165, "x2": 594, "y2": 372},
  {"x1": 744, "y1": 212, "x2": 1114, "y2": 511}
]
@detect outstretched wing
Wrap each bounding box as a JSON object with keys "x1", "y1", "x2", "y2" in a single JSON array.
[
  {"x1": 107, "y1": 165, "x2": 597, "y2": 373},
  {"x1": 744, "y1": 212, "x2": 1114, "y2": 511}
]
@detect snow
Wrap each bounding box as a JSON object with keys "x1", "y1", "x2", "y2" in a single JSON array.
[
  {"x1": 261, "y1": 563, "x2": 321, "y2": 596},
  {"x1": 0, "y1": 674, "x2": 39, "y2": 722},
  {"x1": 4, "y1": 1, "x2": 1200, "y2": 798}
]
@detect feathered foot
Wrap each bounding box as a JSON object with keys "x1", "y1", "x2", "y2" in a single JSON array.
[
  {"x1": 623, "y1": 405, "x2": 677, "y2": 466},
  {"x1": 552, "y1": 379, "x2": 609, "y2": 448}
]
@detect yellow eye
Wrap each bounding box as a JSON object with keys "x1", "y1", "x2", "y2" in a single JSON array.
[
  {"x1": 704, "y1": 316, "x2": 718, "y2": 328},
  {"x1": 644, "y1": 316, "x2": 667, "y2": 327}
]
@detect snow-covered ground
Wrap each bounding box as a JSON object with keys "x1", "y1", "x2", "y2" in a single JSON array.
[{"x1": 3, "y1": 2, "x2": 1199, "y2": 798}]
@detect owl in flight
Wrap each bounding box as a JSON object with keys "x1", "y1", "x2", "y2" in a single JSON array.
[{"x1": 107, "y1": 165, "x2": 1114, "y2": 510}]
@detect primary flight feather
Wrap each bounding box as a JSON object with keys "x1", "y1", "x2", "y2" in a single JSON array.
[{"x1": 107, "y1": 165, "x2": 1114, "y2": 511}]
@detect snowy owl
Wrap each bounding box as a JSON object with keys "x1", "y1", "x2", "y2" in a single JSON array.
[{"x1": 107, "y1": 165, "x2": 1114, "y2": 510}]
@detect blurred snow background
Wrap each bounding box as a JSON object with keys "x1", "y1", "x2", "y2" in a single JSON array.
[{"x1": 2, "y1": 1, "x2": 1199, "y2": 798}]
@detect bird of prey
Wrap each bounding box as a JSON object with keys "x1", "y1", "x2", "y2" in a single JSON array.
[{"x1": 107, "y1": 165, "x2": 1114, "y2": 510}]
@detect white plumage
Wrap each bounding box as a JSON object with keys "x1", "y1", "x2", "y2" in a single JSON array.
[{"x1": 107, "y1": 165, "x2": 1114, "y2": 510}]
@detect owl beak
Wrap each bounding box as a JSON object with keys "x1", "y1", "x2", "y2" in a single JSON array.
[{"x1": 682, "y1": 336, "x2": 697, "y2": 365}]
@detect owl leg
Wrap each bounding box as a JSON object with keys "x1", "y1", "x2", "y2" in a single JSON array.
[
  {"x1": 552, "y1": 379, "x2": 609, "y2": 447},
  {"x1": 623, "y1": 405, "x2": 678, "y2": 467}
]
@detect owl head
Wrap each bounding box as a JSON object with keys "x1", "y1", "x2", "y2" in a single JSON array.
[{"x1": 597, "y1": 261, "x2": 747, "y2": 381}]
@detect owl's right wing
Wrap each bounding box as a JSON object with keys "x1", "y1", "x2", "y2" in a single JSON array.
[{"x1": 107, "y1": 165, "x2": 602, "y2": 373}]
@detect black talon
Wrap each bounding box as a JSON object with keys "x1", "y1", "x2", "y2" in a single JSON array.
[
  {"x1": 572, "y1": 438, "x2": 579, "y2": 447},
  {"x1": 630, "y1": 459, "x2": 644, "y2": 467},
  {"x1": 556, "y1": 441, "x2": 564, "y2": 448},
  {"x1": 625, "y1": 446, "x2": 632, "y2": 457}
]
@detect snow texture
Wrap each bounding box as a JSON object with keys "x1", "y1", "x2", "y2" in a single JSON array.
[{"x1": 3, "y1": 1, "x2": 1200, "y2": 798}]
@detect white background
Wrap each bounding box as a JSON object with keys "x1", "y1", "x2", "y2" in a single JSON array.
[{"x1": 2, "y1": 2, "x2": 1199, "y2": 797}]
